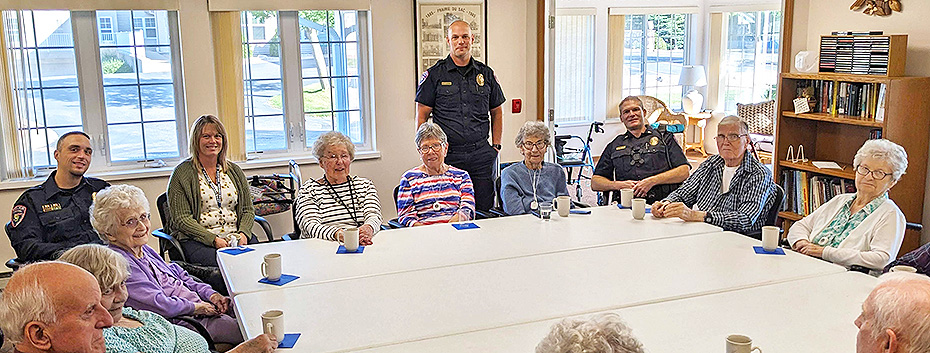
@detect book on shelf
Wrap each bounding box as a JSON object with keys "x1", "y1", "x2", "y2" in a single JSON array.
[
  {"x1": 780, "y1": 169, "x2": 856, "y2": 216},
  {"x1": 793, "y1": 79, "x2": 885, "y2": 120}
]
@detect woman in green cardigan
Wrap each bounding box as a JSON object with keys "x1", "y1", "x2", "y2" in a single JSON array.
[{"x1": 167, "y1": 114, "x2": 255, "y2": 267}]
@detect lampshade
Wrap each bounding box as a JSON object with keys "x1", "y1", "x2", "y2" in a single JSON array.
[{"x1": 678, "y1": 65, "x2": 707, "y2": 87}]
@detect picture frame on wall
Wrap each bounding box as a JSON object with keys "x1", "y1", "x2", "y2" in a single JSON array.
[{"x1": 414, "y1": 0, "x2": 487, "y2": 74}]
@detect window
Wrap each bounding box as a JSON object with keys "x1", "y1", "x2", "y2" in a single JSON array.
[
  {"x1": 720, "y1": 10, "x2": 781, "y2": 113},
  {"x1": 554, "y1": 11, "x2": 595, "y2": 124},
  {"x1": 0, "y1": 9, "x2": 185, "y2": 179},
  {"x1": 622, "y1": 13, "x2": 692, "y2": 110},
  {"x1": 240, "y1": 10, "x2": 372, "y2": 156}
]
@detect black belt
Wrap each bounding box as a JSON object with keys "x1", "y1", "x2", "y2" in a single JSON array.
[{"x1": 448, "y1": 140, "x2": 487, "y2": 153}]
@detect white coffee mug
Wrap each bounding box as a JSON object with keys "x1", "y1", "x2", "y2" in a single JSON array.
[
  {"x1": 261, "y1": 253, "x2": 282, "y2": 281},
  {"x1": 726, "y1": 334, "x2": 762, "y2": 353},
  {"x1": 261, "y1": 309, "x2": 285, "y2": 341},
  {"x1": 890, "y1": 265, "x2": 917, "y2": 273},
  {"x1": 761, "y1": 226, "x2": 779, "y2": 251},
  {"x1": 620, "y1": 188, "x2": 634, "y2": 208},
  {"x1": 344, "y1": 226, "x2": 359, "y2": 252},
  {"x1": 631, "y1": 198, "x2": 646, "y2": 220},
  {"x1": 553, "y1": 195, "x2": 571, "y2": 217}
]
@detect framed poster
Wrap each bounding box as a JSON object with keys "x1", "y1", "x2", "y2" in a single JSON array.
[{"x1": 414, "y1": 0, "x2": 487, "y2": 74}]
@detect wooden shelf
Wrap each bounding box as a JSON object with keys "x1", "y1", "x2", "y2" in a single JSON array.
[
  {"x1": 781, "y1": 111, "x2": 884, "y2": 127},
  {"x1": 781, "y1": 72, "x2": 894, "y2": 83},
  {"x1": 778, "y1": 211, "x2": 803, "y2": 221},
  {"x1": 778, "y1": 160, "x2": 856, "y2": 180}
]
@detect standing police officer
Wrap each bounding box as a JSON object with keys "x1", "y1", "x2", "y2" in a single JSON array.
[
  {"x1": 592, "y1": 96, "x2": 690, "y2": 204},
  {"x1": 416, "y1": 20, "x2": 505, "y2": 212},
  {"x1": 9, "y1": 132, "x2": 109, "y2": 262}
]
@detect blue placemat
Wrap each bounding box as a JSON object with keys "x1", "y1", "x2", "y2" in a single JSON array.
[
  {"x1": 258, "y1": 274, "x2": 299, "y2": 286},
  {"x1": 278, "y1": 333, "x2": 300, "y2": 348},
  {"x1": 336, "y1": 245, "x2": 365, "y2": 254},
  {"x1": 753, "y1": 246, "x2": 786, "y2": 255},
  {"x1": 452, "y1": 222, "x2": 480, "y2": 230},
  {"x1": 616, "y1": 204, "x2": 651, "y2": 213},
  {"x1": 218, "y1": 247, "x2": 254, "y2": 255}
]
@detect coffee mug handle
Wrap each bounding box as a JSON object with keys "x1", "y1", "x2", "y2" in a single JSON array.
[
  {"x1": 261, "y1": 262, "x2": 267, "y2": 278},
  {"x1": 752, "y1": 347, "x2": 762, "y2": 353},
  {"x1": 265, "y1": 322, "x2": 274, "y2": 336}
]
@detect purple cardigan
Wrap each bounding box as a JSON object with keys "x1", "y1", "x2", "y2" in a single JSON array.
[{"x1": 110, "y1": 244, "x2": 217, "y2": 318}]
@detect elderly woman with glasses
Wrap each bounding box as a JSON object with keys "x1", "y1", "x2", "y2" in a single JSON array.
[
  {"x1": 397, "y1": 122, "x2": 475, "y2": 226},
  {"x1": 295, "y1": 131, "x2": 382, "y2": 244},
  {"x1": 60, "y1": 244, "x2": 278, "y2": 353},
  {"x1": 500, "y1": 121, "x2": 569, "y2": 215},
  {"x1": 788, "y1": 139, "x2": 908, "y2": 271},
  {"x1": 90, "y1": 184, "x2": 244, "y2": 346}
]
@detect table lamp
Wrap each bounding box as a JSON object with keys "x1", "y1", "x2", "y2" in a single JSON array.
[{"x1": 678, "y1": 65, "x2": 707, "y2": 115}]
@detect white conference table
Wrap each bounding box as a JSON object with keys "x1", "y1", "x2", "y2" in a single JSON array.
[
  {"x1": 231, "y1": 231, "x2": 847, "y2": 352},
  {"x1": 354, "y1": 271, "x2": 876, "y2": 353},
  {"x1": 218, "y1": 206, "x2": 721, "y2": 295}
]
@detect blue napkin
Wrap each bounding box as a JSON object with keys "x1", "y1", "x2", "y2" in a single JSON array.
[
  {"x1": 452, "y1": 222, "x2": 479, "y2": 230},
  {"x1": 570, "y1": 209, "x2": 592, "y2": 215},
  {"x1": 278, "y1": 333, "x2": 300, "y2": 348},
  {"x1": 218, "y1": 247, "x2": 254, "y2": 255},
  {"x1": 258, "y1": 274, "x2": 299, "y2": 286},
  {"x1": 616, "y1": 204, "x2": 651, "y2": 213},
  {"x1": 336, "y1": 245, "x2": 365, "y2": 254},
  {"x1": 753, "y1": 246, "x2": 786, "y2": 255}
]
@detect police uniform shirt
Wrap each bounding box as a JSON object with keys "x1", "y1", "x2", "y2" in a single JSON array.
[
  {"x1": 9, "y1": 171, "x2": 110, "y2": 261},
  {"x1": 415, "y1": 56, "x2": 506, "y2": 146},
  {"x1": 594, "y1": 125, "x2": 689, "y2": 200}
]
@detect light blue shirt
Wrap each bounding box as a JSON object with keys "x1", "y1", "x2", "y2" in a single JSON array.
[{"x1": 500, "y1": 161, "x2": 569, "y2": 215}]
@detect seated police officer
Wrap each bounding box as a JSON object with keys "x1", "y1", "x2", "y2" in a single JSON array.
[
  {"x1": 591, "y1": 96, "x2": 690, "y2": 204},
  {"x1": 9, "y1": 131, "x2": 110, "y2": 262}
]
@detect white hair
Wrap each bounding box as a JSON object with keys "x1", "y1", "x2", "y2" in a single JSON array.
[
  {"x1": 415, "y1": 122, "x2": 448, "y2": 147},
  {"x1": 536, "y1": 313, "x2": 645, "y2": 353},
  {"x1": 853, "y1": 139, "x2": 908, "y2": 181},
  {"x1": 0, "y1": 265, "x2": 59, "y2": 345},
  {"x1": 312, "y1": 131, "x2": 356, "y2": 161},
  {"x1": 89, "y1": 184, "x2": 151, "y2": 241},
  {"x1": 514, "y1": 121, "x2": 551, "y2": 148},
  {"x1": 870, "y1": 272, "x2": 930, "y2": 353},
  {"x1": 59, "y1": 244, "x2": 130, "y2": 292},
  {"x1": 717, "y1": 115, "x2": 749, "y2": 135}
]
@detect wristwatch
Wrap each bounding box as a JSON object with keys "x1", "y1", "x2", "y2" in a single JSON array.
[{"x1": 492, "y1": 144, "x2": 502, "y2": 151}]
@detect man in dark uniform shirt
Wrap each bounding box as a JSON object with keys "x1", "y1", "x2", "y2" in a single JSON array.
[
  {"x1": 592, "y1": 96, "x2": 690, "y2": 204},
  {"x1": 9, "y1": 131, "x2": 109, "y2": 262},
  {"x1": 416, "y1": 20, "x2": 506, "y2": 211}
]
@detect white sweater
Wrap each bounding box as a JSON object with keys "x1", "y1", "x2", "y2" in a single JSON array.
[{"x1": 787, "y1": 193, "x2": 904, "y2": 270}]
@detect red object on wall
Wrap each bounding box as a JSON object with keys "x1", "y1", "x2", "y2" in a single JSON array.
[{"x1": 512, "y1": 99, "x2": 522, "y2": 114}]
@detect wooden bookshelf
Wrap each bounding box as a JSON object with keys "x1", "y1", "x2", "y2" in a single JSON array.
[
  {"x1": 818, "y1": 34, "x2": 907, "y2": 77},
  {"x1": 774, "y1": 72, "x2": 930, "y2": 256}
]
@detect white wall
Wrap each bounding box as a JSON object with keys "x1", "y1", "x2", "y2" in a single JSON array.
[{"x1": 0, "y1": 0, "x2": 538, "y2": 266}]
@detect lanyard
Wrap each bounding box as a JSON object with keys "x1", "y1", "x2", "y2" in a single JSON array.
[
  {"x1": 201, "y1": 165, "x2": 223, "y2": 208},
  {"x1": 530, "y1": 167, "x2": 540, "y2": 210},
  {"x1": 325, "y1": 176, "x2": 361, "y2": 227}
]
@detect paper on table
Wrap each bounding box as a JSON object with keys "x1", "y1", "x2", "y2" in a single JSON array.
[{"x1": 812, "y1": 161, "x2": 842, "y2": 169}]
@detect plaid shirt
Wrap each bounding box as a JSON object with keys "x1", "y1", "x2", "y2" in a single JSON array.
[
  {"x1": 885, "y1": 242, "x2": 930, "y2": 274},
  {"x1": 664, "y1": 153, "x2": 774, "y2": 233}
]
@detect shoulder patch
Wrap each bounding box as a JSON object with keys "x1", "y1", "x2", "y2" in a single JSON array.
[
  {"x1": 11, "y1": 205, "x2": 26, "y2": 228},
  {"x1": 418, "y1": 71, "x2": 429, "y2": 86}
]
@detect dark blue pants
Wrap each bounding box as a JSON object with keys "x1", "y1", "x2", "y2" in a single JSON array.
[{"x1": 446, "y1": 142, "x2": 497, "y2": 211}]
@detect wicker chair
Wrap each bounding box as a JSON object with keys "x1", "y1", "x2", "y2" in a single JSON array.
[{"x1": 636, "y1": 95, "x2": 687, "y2": 146}]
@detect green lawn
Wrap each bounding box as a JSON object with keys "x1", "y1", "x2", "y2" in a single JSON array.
[{"x1": 267, "y1": 81, "x2": 331, "y2": 112}]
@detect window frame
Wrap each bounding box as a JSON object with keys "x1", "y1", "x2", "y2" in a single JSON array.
[
  {"x1": 242, "y1": 9, "x2": 374, "y2": 160},
  {"x1": 553, "y1": 8, "x2": 596, "y2": 124},
  {"x1": 717, "y1": 8, "x2": 782, "y2": 114},
  {"x1": 619, "y1": 12, "x2": 694, "y2": 110}
]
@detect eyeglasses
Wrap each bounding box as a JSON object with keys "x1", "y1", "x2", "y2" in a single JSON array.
[
  {"x1": 418, "y1": 143, "x2": 445, "y2": 153},
  {"x1": 323, "y1": 154, "x2": 351, "y2": 162},
  {"x1": 121, "y1": 213, "x2": 150, "y2": 229},
  {"x1": 521, "y1": 140, "x2": 549, "y2": 150},
  {"x1": 713, "y1": 134, "x2": 748, "y2": 143},
  {"x1": 855, "y1": 165, "x2": 891, "y2": 180}
]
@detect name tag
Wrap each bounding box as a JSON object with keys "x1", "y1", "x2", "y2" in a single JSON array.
[
  {"x1": 41, "y1": 203, "x2": 62, "y2": 212},
  {"x1": 440, "y1": 81, "x2": 452, "y2": 86}
]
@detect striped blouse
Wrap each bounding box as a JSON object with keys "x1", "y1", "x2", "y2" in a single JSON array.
[
  {"x1": 397, "y1": 166, "x2": 475, "y2": 227},
  {"x1": 295, "y1": 176, "x2": 382, "y2": 241}
]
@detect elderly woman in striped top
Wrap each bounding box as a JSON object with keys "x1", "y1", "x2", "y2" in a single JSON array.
[
  {"x1": 295, "y1": 131, "x2": 382, "y2": 245},
  {"x1": 397, "y1": 122, "x2": 476, "y2": 226}
]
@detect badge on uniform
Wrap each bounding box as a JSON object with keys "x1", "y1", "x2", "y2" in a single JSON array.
[
  {"x1": 41, "y1": 203, "x2": 62, "y2": 213},
  {"x1": 11, "y1": 205, "x2": 26, "y2": 228},
  {"x1": 649, "y1": 136, "x2": 659, "y2": 146},
  {"x1": 441, "y1": 81, "x2": 452, "y2": 86},
  {"x1": 476, "y1": 73, "x2": 485, "y2": 86},
  {"x1": 616, "y1": 145, "x2": 626, "y2": 150}
]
